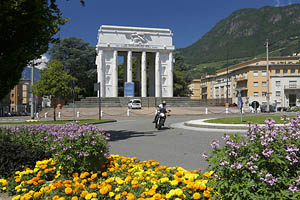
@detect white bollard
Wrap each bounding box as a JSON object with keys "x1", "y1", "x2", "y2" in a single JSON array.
[
  {"x1": 242, "y1": 108, "x2": 244, "y2": 114},
  {"x1": 205, "y1": 108, "x2": 208, "y2": 115},
  {"x1": 101, "y1": 110, "x2": 103, "y2": 118},
  {"x1": 77, "y1": 111, "x2": 80, "y2": 118},
  {"x1": 58, "y1": 112, "x2": 61, "y2": 119},
  {"x1": 36, "y1": 113, "x2": 39, "y2": 119},
  {"x1": 127, "y1": 109, "x2": 130, "y2": 117},
  {"x1": 45, "y1": 112, "x2": 48, "y2": 119},
  {"x1": 225, "y1": 107, "x2": 229, "y2": 114}
]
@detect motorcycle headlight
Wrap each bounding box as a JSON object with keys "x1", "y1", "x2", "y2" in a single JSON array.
[{"x1": 160, "y1": 113, "x2": 165, "y2": 117}]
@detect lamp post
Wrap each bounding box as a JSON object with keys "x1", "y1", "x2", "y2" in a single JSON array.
[
  {"x1": 30, "y1": 62, "x2": 35, "y2": 119},
  {"x1": 265, "y1": 39, "x2": 270, "y2": 112}
]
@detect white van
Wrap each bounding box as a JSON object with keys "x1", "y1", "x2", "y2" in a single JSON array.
[{"x1": 128, "y1": 99, "x2": 142, "y2": 109}]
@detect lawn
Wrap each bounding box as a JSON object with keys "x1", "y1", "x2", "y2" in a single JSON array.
[
  {"x1": 0, "y1": 119, "x2": 116, "y2": 125},
  {"x1": 204, "y1": 115, "x2": 295, "y2": 124}
]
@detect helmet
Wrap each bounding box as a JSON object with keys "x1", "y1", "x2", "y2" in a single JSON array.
[{"x1": 162, "y1": 100, "x2": 166, "y2": 105}]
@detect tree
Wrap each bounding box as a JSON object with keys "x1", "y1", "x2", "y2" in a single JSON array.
[
  {"x1": 32, "y1": 60, "x2": 78, "y2": 121},
  {"x1": 49, "y1": 37, "x2": 97, "y2": 97},
  {"x1": 0, "y1": 0, "x2": 69, "y2": 100},
  {"x1": 173, "y1": 52, "x2": 190, "y2": 96}
]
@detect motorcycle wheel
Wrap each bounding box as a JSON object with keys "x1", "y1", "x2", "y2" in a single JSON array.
[{"x1": 157, "y1": 118, "x2": 163, "y2": 130}]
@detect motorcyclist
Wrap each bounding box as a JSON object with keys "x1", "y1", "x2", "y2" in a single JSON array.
[{"x1": 153, "y1": 100, "x2": 169, "y2": 124}]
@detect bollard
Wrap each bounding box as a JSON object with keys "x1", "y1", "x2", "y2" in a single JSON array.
[
  {"x1": 225, "y1": 108, "x2": 229, "y2": 114},
  {"x1": 242, "y1": 108, "x2": 244, "y2": 114},
  {"x1": 58, "y1": 112, "x2": 61, "y2": 119},
  {"x1": 127, "y1": 109, "x2": 130, "y2": 117},
  {"x1": 45, "y1": 112, "x2": 48, "y2": 119},
  {"x1": 36, "y1": 113, "x2": 39, "y2": 119},
  {"x1": 77, "y1": 111, "x2": 80, "y2": 118},
  {"x1": 101, "y1": 110, "x2": 103, "y2": 118},
  {"x1": 205, "y1": 108, "x2": 208, "y2": 115}
]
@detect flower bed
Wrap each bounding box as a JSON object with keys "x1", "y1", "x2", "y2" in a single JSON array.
[
  {"x1": 0, "y1": 123, "x2": 109, "y2": 173},
  {"x1": 0, "y1": 155, "x2": 215, "y2": 200},
  {"x1": 205, "y1": 114, "x2": 300, "y2": 199}
]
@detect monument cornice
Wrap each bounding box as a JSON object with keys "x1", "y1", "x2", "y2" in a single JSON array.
[
  {"x1": 96, "y1": 44, "x2": 175, "y2": 52},
  {"x1": 98, "y1": 25, "x2": 173, "y2": 36}
]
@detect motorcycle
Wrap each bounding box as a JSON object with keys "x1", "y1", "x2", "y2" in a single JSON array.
[{"x1": 155, "y1": 109, "x2": 171, "y2": 130}]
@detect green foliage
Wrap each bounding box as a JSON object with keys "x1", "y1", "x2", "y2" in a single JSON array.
[
  {"x1": 206, "y1": 116, "x2": 300, "y2": 199},
  {"x1": 178, "y1": 4, "x2": 300, "y2": 66},
  {"x1": 0, "y1": 141, "x2": 50, "y2": 179},
  {"x1": 32, "y1": 60, "x2": 78, "y2": 120},
  {"x1": 0, "y1": 0, "x2": 68, "y2": 100},
  {"x1": 49, "y1": 37, "x2": 97, "y2": 97}
]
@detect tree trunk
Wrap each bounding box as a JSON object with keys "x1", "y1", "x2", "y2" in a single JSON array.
[{"x1": 53, "y1": 97, "x2": 56, "y2": 121}]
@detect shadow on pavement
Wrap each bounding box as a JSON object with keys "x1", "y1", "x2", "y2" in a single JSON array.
[{"x1": 107, "y1": 130, "x2": 156, "y2": 141}]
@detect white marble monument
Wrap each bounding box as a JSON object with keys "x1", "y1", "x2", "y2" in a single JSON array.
[{"x1": 96, "y1": 25, "x2": 175, "y2": 97}]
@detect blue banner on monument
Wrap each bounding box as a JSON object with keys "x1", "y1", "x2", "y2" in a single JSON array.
[{"x1": 124, "y1": 82, "x2": 134, "y2": 97}]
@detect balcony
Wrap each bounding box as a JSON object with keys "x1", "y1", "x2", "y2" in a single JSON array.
[
  {"x1": 235, "y1": 75, "x2": 248, "y2": 82},
  {"x1": 235, "y1": 87, "x2": 248, "y2": 91},
  {"x1": 284, "y1": 85, "x2": 300, "y2": 90},
  {"x1": 201, "y1": 84, "x2": 207, "y2": 88}
]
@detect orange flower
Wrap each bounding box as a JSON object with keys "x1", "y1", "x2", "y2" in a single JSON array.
[
  {"x1": 71, "y1": 197, "x2": 78, "y2": 200},
  {"x1": 203, "y1": 190, "x2": 210, "y2": 198},
  {"x1": 89, "y1": 184, "x2": 97, "y2": 189},
  {"x1": 65, "y1": 187, "x2": 73, "y2": 195},
  {"x1": 102, "y1": 172, "x2": 108, "y2": 177},
  {"x1": 72, "y1": 173, "x2": 79, "y2": 178},
  {"x1": 52, "y1": 195, "x2": 60, "y2": 200},
  {"x1": 80, "y1": 190, "x2": 88, "y2": 198},
  {"x1": 100, "y1": 186, "x2": 109, "y2": 195},
  {"x1": 34, "y1": 192, "x2": 42, "y2": 198},
  {"x1": 33, "y1": 181, "x2": 38, "y2": 186},
  {"x1": 122, "y1": 191, "x2": 128, "y2": 196}
]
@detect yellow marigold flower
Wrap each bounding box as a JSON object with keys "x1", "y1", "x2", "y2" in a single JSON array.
[
  {"x1": 80, "y1": 190, "x2": 88, "y2": 198},
  {"x1": 89, "y1": 183, "x2": 97, "y2": 189},
  {"x1": 102, "y1": 172, "x2": 108, "y2": 177},
  {"x1": 91, "y1": 173, "x2": 97, "y2": 179},
  {"x1": 52, "y1": 195, "x2": 60, "y2": 200},
  {"x1": 115, "y1": 177, "x2": 124, "y2": 185},
  {"x1": 170, "y1": 180, "x2": 178, "y2": 186},
  {"x1": 85, "y1": 193, "x2": 92, "y2": 200},
  {"x1": 109, "y1": 192, "x2": 115, "y2": 197},
  {"x1": 193, "y1": 192, "x2": 201, "y2": 199},
  {"x1": 175, "y1": 188, "x2": 183, "y2": 196},
  {"x1": 203, "y1": 190, "x2": 210, "y2": 198},
  {"x1": 115, "y1": 194, "x2": 121, "y2": 200},
  {"x1": 34, "y1": 192, "x2": 42, "y2": 198},
  {"x1": 91, "y1": 193, "x2": 97, "y2": 198},
  {"x1": 65, "y1": 187, "x2": 73, "y2": 195},
  {"x1": 100, "y1": 186, "x2": 109, "y2": 195},
  {"x1": 12, "y1": 195, "x2": 21, "y2": 200},
  {"x1": 71, "y1": 197, "x2": 78, "y2": 200},
  {"x1": 153, "y1": 193, "x2": 161, "y2": 199},
  {"x1": 58, "y1": 198, "x2": 65, "y2": 200}
]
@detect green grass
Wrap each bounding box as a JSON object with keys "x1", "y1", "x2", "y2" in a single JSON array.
[
  {"x1": 205, "y1": 115, "x2": 295, "y2": 124},
  {"x1": 0, "y1": 119, "x2": 115, "y2": 125}
]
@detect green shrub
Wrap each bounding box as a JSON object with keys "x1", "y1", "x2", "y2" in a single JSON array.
[
  {"x1": 0, "y1": 141, "x2": 50, "y2": 179},
  {"x1": 205, "y1": 115, "x2": 300, "y2": 199}
]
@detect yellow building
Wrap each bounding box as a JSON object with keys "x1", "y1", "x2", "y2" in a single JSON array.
[
  {"x1": 188, "y1": 79, "x2": 202, "y2": 100},
  {"x1": 200, "y1": 56, "x2": 300, "y2": 108}
]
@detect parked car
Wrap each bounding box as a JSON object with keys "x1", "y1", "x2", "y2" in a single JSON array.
[{"x1": 128, "y1": 99, "x2": 142, "y2": 109}]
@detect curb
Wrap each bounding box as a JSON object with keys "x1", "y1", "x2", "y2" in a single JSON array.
[
  {"x1": 184, "y1": 118, "x2": 284, "y2": 130},
  {"x1": 89, "y1": 119, "x2": 117, "y2": 125}
]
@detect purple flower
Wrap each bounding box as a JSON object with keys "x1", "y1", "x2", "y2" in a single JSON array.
[
  {"x1": 262, "y1": 148, "x2": 274, "y2": 157},
  {"x1": 289, "y1": 185, "x2": 298, "y2": 193},
  {"x1": 202, "y1": 152, "x2": 208, "y2": 159},
  {"x1": 210, "y1": 139, "x2": 220, "y2": 149}
]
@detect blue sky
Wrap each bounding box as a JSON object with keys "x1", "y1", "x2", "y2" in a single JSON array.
[{"x1": 56, "y1": 0, "x2": 300, "y2": 49}]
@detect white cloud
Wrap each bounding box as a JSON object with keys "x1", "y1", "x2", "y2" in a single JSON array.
[
  {"x1": 274, "y1": 0, "x2": 281, "y2": 7},
  {"x1": 33, "y1": 55, "x2": 49, "y2": 70}
]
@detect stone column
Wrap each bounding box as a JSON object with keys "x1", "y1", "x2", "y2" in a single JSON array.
[
  {"x1": 127, "y1": 51, "x2": 132, "y2": 82},
  {"x1": 124, "y1": 55, "x2": 127, "y2": 83},
  {"x1": 169, "y1": 52, "x2": 173, "y2": 97},
  {"x1": 96, "y1": 49, "x2": 104, "y2": 97},
  {"x1": 112, "y1": 50, "x2": 118, "y2": 97},
  {"x1": 136, "y1": 55, "x2": 141, "y2": 96},
  {"x1": 141, "y1": 51, "x2": 147, "y2": 97},
  {"x1": 155, "y1": 51, "x2": 161, "y2": 97}
]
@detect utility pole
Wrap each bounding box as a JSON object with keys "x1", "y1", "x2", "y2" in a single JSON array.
[
  {"x1": 30, "y1": 62, "x2": 35, "y2": 119},
  {"x1": 226, "y1": 48, "x2": 229, "y2": 105},
  {"x1": 266, "y1": 39, "x2": 270, "y2": 112}
]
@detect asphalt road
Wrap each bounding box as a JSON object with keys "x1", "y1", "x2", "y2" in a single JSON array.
[{"x1": 95, "y1": 114, "x2": 246, "y2": 171}]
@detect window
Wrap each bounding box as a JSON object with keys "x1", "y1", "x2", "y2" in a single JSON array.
[
  {"x1": 276, "y1": 81, "x2": 280, "y2": 87},
  {"x1": 283, "y1": 69, "x2": 288, "y2": 75},
  {"x1": 253, "y1": 71, "x2": 258, "y2": 77},
  {"x1": 253, "y1": 82, "x2": 258, "y2": 87},
  {"x1": 11, "y1": 94, "x2": 14, "y2": 98},
  {"x1": 291, "y1": 69, "x2": 295, "y2": 74},
  {"x1": 254, "y1": 92, "x2": 259, "y2": 97},
  {"x1": 289, "y1": 80, "x2": 297, "y2": 88},
  {"x1": 276, "y1": 91, "x2": 281, "y2": 97},
  {"x1": 262, "y1": 92, "x2": 267, "y2": 97},
  {"x1": 275, "y1": 69, "x2": 280, "y2": 74},
  {"x1": 262, "y1": 71, "x2": 267, "y2": 77},
  {"x1": 262, "y1": 81, "x2": 267, "y2": 86}
]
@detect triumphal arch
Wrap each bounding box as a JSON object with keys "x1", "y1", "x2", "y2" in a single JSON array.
[{"x1": 96, "y1": 25, "x2": 174, "y2": 97}]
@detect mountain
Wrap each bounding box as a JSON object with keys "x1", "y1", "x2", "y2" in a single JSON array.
[{"x1": 178, "y1": 4, "x2": 300, "y2": 66}]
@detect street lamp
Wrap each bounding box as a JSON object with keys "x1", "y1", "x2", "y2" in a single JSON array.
[{"x1": 265, "y1": 39, "x2": 270, "y2": 112}]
